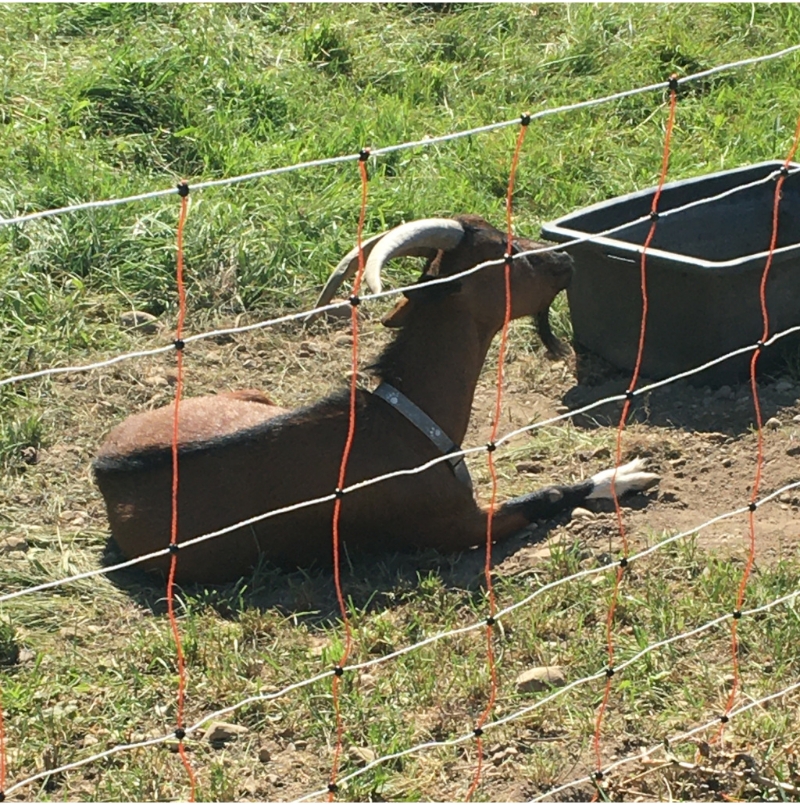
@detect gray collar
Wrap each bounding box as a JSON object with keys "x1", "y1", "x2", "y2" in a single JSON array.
[{"x1": 372, "y1": 382, "x2": 473, "y2": 491}]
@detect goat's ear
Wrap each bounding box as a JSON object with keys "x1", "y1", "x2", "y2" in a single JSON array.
[{"x1": 381, "y1": 297, "x2": 415, "y2": 328}]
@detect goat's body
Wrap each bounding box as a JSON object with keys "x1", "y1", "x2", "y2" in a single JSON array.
[
  {"x1": 95, "y1": 389, "x2": 483, "y2": 582},
  {"x1": 95, "y1": 215, "x2": 659, "y2": 583}
]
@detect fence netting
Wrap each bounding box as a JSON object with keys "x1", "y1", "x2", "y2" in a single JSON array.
[{"x1": 1, "y1": 41, "x2": 800, "y2": 802}]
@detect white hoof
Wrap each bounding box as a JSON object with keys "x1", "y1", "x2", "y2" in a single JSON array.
[{"x1": 587, "y1": 458, "x2": 660, "y2": 500}]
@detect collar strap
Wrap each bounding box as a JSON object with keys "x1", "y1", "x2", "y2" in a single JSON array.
[{"x1": 372, "y1": 382, "x2": 473, "y2": 491}]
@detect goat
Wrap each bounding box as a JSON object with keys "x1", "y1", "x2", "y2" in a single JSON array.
[{"x1": 94, "y1": 215, "x2": 658, "y2": 583}]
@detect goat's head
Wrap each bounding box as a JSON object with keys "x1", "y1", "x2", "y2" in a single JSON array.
[{"x1": 315, "y1": 214, "x2": 573, "y2": 345}]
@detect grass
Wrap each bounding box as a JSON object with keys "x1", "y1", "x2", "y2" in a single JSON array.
[{"x1": 1, "y1": 3, "x2": 800, "y2": 802}]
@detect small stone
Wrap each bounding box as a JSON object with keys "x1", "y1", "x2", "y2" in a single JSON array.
[
  {"x1": 765, "y1": 417, "x2": 781, "y2": 430},
  {"x1": 555, "y1": 405, "x2": 570, "y2": 415},
  {"x1": 787, "y1": 445, "x2": 800, "y2": 457},
  {"x1": 722, "y1": 458, "x2": 733, "y2": 468},
  {"x1": 334, "y1": 334, "x2": 353, "y2": 347},
  {"x1": 204, "y1": 721, "x2": 249, "y2": 746},
  {"x1": 775, "y1": 380, "x2": 794, "y2": 393},
  {"x1": 793, "y1": 414, "x2": 800, "y2": 423},
  {"x1": 258, "y1": 746, "x2": 271, "y2": 763},
  {"x1": 515, "y1": 666, "x2": 566, "y2": 693},
  {"x1": 348, "y1": 746, "x2": 377, "y2": 767},
  {"x1": 0, "y1": 536, "x2": 29, "y2": 554},
  {"x1": 591, "y1": 446, "x2": 611, "y2": 460},
  {"x1": 20, "y1": 446, "x2": 38, "y2": 465},
  {"x1": 120, "y1": 310, "x2": 158, "y2": 334},
  {"x1": 82, "y1": 734, "x2": 99, "y2": 749},
  {"x1": 715, "y1": 385, "x2": 733, "y2": 399},
  {"x1": 144, "y1": 375, "x2": 170, "y2": 387},
  {"x1": 515, "y1": 461, "x2": 543, "y2": 474},
  {"x1": 571, "y1": 507, "x2": 593, "y2": 519},
  {"x1": 17, "y1": 648, "x2": 36, "y2": 664}
]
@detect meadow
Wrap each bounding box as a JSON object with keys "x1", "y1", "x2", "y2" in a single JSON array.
[{"x1": 1, "y1": 3, "x2": 800, "y2": 801}]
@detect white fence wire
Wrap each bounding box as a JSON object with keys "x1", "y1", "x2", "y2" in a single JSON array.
[
  {"x1": 1, "y1": 38, "x2": 800, "y2": 802},
  {"x1": 1, "y1": 43, "x2": 798, "y2": 230},
  {"x1": 530, "y1": 679, "x2": 800, "y2": 802}
]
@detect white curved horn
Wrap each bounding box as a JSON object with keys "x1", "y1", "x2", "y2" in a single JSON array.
[
  {"x1": 363, "y1": 218, "x2": 465, "y2": 294},
  {"x1": 313, "y1": 231, "x2": 387, "y2": 310}
]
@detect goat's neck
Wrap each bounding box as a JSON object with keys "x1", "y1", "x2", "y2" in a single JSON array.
[{"x1": 375, "y1": 302, "x2": 497, "y2": 446}]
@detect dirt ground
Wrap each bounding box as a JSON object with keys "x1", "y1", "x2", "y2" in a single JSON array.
[{"x1": 1, "y1": 307, "x2": 799, "y2": 801}]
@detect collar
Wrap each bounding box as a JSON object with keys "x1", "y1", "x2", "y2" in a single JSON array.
[{"x1": 372, "y1": 382, "x2": 473, "y2": 491}]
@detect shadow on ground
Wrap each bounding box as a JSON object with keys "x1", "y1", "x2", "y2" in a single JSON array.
[
  {"x1": 564, "y1": 346, "x2": 799, "y2": 436},
  {"x1": 100, "y1": 484, "x2": 660, "y2": 625}
]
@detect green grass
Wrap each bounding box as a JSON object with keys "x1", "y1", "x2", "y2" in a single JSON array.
[{"x1": 2, "y1": 3, "x2": 800, "y2": 801}]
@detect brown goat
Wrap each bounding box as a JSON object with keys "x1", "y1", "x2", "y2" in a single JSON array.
[{"x1": 94, "y1": 215, "x2": 658, "y2": 583}]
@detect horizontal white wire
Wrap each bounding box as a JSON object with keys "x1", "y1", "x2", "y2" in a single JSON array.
[
  {"x1": 293, "y1": 587, "x2": 800, "y2": 802},
  {"x1": 3, "y1": 161, "x2": 797, "y2": 391},
  {"x1": 2, "y1": 43, "x2": 798, "y2": 229},
  {"x1": 530, "y1": 678, "x2": 800, "y2": 802},
  {"x1": 5, "y1": 487, "x2": 798, "y2": 798}
]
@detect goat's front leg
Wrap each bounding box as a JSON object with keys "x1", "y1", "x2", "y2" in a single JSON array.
[{"x1": 485, "y1": 458, "x2": 660, "y2": 543}]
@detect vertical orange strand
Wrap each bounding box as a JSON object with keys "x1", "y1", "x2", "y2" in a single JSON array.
[
  {"x1": 168, "y1": 188, "x2": 197, "y2": 800},
  {"x1": 717, "y1": 112, "x2": 800, "y2": 740},
  {"x1": 466, "y1": 118, "x2": 528, "y2": 802},
  {"x1": 592, "y1": 82, "x2": 678, "y2": 786},
  {"x1": 328, "y1": 157, "x2": 369, "y2": 801}
]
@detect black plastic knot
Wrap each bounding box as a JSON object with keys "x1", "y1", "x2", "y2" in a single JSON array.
[
  {"x1": 605, "y1": 666, "x2": 615, "y2": 678},
  {"x1": 732, "y1": 610, "x2": 742, "y2": 620},
  {"x1": 334, "y1": 488, "x2": 345, "y2": 500},
  {"x1": 359, "y1": 148, "x2": 371, "y2": 162},
  {"x1": 503, "y1": 252, "x2": 514, "y2": 266},
  {"x1": 473, "y1": 727, "x2": 483, "y2": 738},
  {"x1": 756, "y1": 340, "x2": 765, "y2": 351},
  {"x1": 619, "y1": 557, "x2": 629, "y2": 569},
  {"x1": 349, "y1": 294, "x2": 361, "y2": 307},
  {"x1": 668, "y1": 74, "x2": 679, "y2": 93},
  {"x1": 174, "y1": 339, "x2": 185, "y2": 351},
  {"x1": 168, "y1": 543, "x2": 180, "y2": 555},
  {"x1": 486, "y1": 441, "x2": 497, "y2": 453},
  {"x1": 520, "y1": 112, "x2": 531, "y2": 127},
  {"x1": 748, "y1": 502, "x2": 757, "y2": 512},
  {"x1": 333, "y1": 665, "x2": 344, "y2": 677},
  {"x1": 720, "y1": 714, "x2": 730, "y2": 724},
  {"x1": 649, "y1": 210, "x2": 660, "y2": 222},
  {"x1": 779, "y1": 165, "x2": 790, "y2": 178},
  {"x1": 486, "y1": 616, "x2": 496, "y2": 627},
  {"x1": 177, "y1": 181, "x2": 190, "y2": 197},
  {"x1": 328, "y1": 783, "x2": 339, "y2": 794},
  {"x1": 174, "y1": 727, "x2": 186, "y2": 740},
  {"x1": 0, "y1": 791, "x2": 6, "y2": 802},
  {"x1": 593, "y1": 770, "x2": 605, "y2": 781},
  {"x1": 625, "y1": 389, "x2": 635, "y2": 401}
]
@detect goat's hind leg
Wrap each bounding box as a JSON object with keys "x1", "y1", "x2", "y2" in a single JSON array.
[{"x1": 487, "y1": 458, "x2": 660, "y2": 542}]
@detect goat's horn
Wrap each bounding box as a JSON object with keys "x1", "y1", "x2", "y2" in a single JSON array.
[
  {"x1": 363, "y1": 219, "x2": 465, "y2": 294},
  {"x1": 313, "y1": 232, "x2": 387, "y2": 310}
]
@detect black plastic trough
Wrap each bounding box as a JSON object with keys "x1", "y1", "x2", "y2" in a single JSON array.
[{"x1": 541, "y1": 160, "x2": 800, "y2": 385}]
